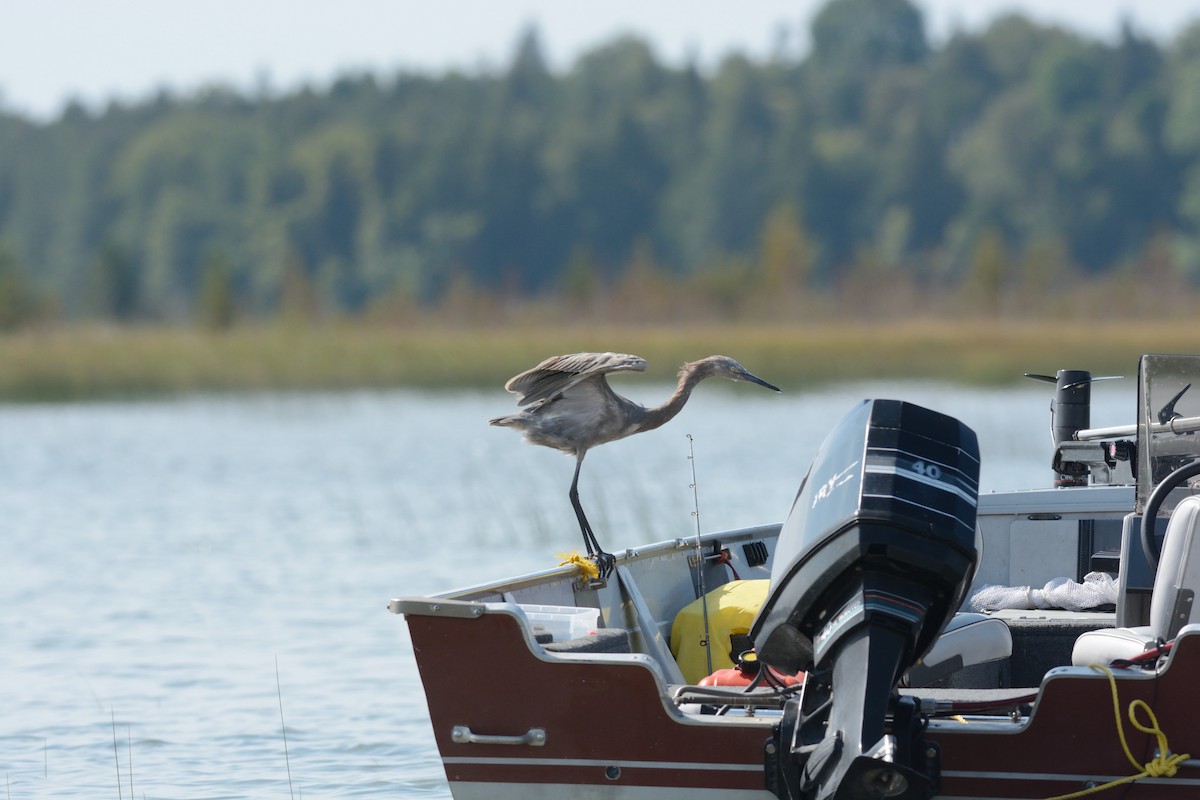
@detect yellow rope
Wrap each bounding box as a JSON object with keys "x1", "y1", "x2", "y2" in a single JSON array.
[
  {"x1": 1041, "y1": 664, "x2": 1189, "y2": 800},
  {"x1": 557, "y1": 551, "x2": 599, "y2": 582}
]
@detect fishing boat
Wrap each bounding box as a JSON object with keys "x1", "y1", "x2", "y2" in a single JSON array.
[{"x1": 391, "y1": 353, "x2": 1200, "y2": 800}]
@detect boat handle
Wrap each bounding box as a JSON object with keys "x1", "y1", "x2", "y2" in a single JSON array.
[{"x1": 450, "y1": 725, "x2": 546, "y2": 746}]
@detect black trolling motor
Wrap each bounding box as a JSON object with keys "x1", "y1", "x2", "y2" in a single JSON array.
[{"x1": 1026, "y1": 370, "x2": 1131, "y2": 487}]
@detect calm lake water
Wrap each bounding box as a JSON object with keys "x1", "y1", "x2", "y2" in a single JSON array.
[{"x1": 0, "y1": 380, "x2": 1134, "y2": 798}]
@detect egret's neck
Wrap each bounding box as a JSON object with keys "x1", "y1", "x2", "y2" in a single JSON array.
[{"x1": 637, "y1": 366, "x2": 709, "y2": 433}]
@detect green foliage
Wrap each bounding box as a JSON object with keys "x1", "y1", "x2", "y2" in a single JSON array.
[
  {"x1": 89, "y1": 241, "x2": 141, "y2": 320},
  {"x1": 964, "y1": 228, "x2": 1008, "y2": 315},
  {"x1": 809, "y1": 0, "x2": 929, "y2": 123},
  {"x1": 759, "y1": 202, "x2": 812, "y2": 301},
  {"x1": 0, "y1": 239, "x2": 40, "y2": 330},
  {"x1": 2, "y1": 0, "x2": 1200, "y2": 328},
  {"x1": 198, "y1": 251, "x2": 236, "y2": 330}
]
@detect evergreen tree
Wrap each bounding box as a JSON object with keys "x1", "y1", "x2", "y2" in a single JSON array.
[
  {"x1": 0, "y1": 0, "x2": 1196, "y2": 322},
  {"x1": 0, "y1": 240, "x2": 34, "y2": 330},
  {"x1": 198, "y1": 251, "x2": 235, "y2": 330}
]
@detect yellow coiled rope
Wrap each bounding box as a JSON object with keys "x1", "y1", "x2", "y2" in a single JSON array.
[
  {"x1": 1042, "y1": 664, "x2": 1189, "y2": 800},
  {"x1": 557, "y1": 551, "x2": 599, "y2": 582}
]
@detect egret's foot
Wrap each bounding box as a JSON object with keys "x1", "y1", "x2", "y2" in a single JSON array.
[{"x1": 592, "y1": 550, "x2": 616, "y2": 580}]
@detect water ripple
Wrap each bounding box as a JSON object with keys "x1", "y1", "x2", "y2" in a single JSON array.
[{"x1": 1, "y1": 385, "x2": 1104, "y2": 797}]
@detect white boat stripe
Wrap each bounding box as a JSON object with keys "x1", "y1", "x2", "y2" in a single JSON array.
[
  {"x1": 941, "y1": 769, "x2": 1200, "y2": 787},
  {"x1": 447, "y1": 782, "x2": 773, "y2": 800},
  {"x1": 862, "y1": 492, "x2": 975, "y2": 534},
  {"x1": 868, "y1": 443, "x2": 981, "y2": 469},
  {"x1": 442, "y1": 762, "x2": 1200, "y2": 793},
  {"x1": 443, "y1": 756, "x2": 761, "y2": 772},
  {"x1": 864, "y1": 463, "x2": 978, "y2": 506}
]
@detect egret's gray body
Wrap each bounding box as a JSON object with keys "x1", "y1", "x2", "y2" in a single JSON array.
[{"x1": 490, "y1": 352, "x2": 781, "y2": 576}]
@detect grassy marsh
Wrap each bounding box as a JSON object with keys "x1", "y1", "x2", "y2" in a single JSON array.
[{"x1": 0, "y1": 320, "x2": 1196, "y2": 401}]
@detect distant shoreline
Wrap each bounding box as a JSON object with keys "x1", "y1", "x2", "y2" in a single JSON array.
[{"x1": 0, "y1": 320, "x2": 1189, "y2": 401}]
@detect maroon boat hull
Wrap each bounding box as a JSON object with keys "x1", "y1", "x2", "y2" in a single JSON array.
[{"x1": 403, "y1": 604, "x2": 1200, "y2": 799}]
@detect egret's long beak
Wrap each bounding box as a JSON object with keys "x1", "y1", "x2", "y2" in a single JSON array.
[{"x1": 742, "y1": 370, "x2": 781, "y2": 392}]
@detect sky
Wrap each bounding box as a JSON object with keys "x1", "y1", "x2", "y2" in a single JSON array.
[{"x1": 2, "y1": 0, "x2": 1199, "y2": 121}]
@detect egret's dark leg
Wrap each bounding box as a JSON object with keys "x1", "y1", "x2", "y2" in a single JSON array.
[
  {"x1": 568, "y1": 454, "x2": 601, "y2": 554},
  {"x1": 568, "y1": 453, "x2": 614, "y2": 579}
]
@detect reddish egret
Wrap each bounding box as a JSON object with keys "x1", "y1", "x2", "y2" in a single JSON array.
[{"x1": 490, "y1": 352, "x2": 781, "y2": 578}]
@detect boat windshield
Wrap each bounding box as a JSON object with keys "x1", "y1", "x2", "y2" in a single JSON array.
[{"x1": 1137, "y1": 354, "x2": 1200, "y2": 510}]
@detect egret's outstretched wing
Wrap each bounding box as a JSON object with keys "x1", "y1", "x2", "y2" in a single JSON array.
[{"x1": 505, "y1": 352, "x2": 647, "y2": 407}]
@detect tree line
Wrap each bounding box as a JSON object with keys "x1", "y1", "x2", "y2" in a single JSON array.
[{"x1": 2, "y1": 0, "x2": 1200, "y2": 329}]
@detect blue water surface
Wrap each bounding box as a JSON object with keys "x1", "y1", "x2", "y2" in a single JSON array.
[{"x1": 0, "y1": 381, "x2": 1132, "y2": 797}]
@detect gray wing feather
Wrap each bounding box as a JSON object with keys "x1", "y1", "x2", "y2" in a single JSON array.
[{"x1": 505, "y1": 352, "x2": 647, "y2": 406}]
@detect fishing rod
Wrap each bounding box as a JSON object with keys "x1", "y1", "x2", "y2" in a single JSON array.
[{"x1": 687, "y1": 434, "x2": 714, "y2": 679}]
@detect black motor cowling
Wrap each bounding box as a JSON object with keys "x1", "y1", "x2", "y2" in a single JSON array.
[{"x1": 752, "y1": 399, "x2": 980, "y2": 800}]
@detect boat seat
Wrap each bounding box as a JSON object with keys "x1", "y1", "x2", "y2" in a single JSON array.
[
  {"x1": 1072, "y1": 495, "x2": 1200, "y2": 666},
  {"x1": 906, "y1": 612, "x2": 1013, "y2": 688},
  {"x1": 543, "y1": 628, "x2": 631, "y2": 654}
]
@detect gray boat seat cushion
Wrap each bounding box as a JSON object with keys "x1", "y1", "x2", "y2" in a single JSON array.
[
  {"x1": 542, "y1": 628, "x2": 631, "y2": 654},
  {"x1": 1071, "y1": 625, "x2": 1156, "y2": 665},
  {"x1": 1072, "y1": 495, "x2": 1200, "y2": 666},
  {"x1": 906, "y1": 612, "x2": 1012, "y2": 687}
]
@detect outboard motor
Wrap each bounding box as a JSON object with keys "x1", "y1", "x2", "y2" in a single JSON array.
[{"x1": 752, "y1": 400, "x2": 979, "y2": 800}]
